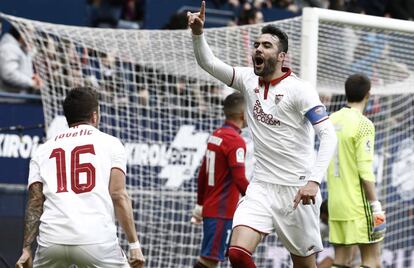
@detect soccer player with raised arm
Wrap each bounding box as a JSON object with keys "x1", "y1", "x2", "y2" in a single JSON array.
[
  {"x1": 188, "y1": 2, "x2": 337, "y2": 267},
  {"x1": 15, "y1": 87, "x2": 145, "y2": 268},
  {"x1": 191, "y1": 92, "x2": 249, "y2": 268},
  {"x1": 327, "y1": 74, "x2": 385, "y2": 268}
]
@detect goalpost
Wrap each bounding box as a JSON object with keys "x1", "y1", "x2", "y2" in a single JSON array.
[{"x1": 1, "y1": 7, "x2": 414, "y2": 267}]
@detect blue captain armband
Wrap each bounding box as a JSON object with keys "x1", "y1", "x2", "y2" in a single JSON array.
[{"x1": 305, "y1": 105, "x2": 329, "y2": 125}]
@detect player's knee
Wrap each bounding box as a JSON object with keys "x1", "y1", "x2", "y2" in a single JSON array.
[{"x1": 228, "y1": 246, "x2": 255, "y2": 268}]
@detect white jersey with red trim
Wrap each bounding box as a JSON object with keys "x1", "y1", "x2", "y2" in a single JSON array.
[
  {"x1": 28, "y1": 124, "x2": 126, "y2": 245},
  {"x1": 231, "y1": 67, "x2": 326, "y2": 186}
]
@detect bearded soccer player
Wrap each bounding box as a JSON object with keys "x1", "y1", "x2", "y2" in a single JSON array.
[
  {"x1": 188, "y1": 2, "x2": 337, "y2": 267},
  {"x1": 327, "y1": 74, "x2": 385, "y2": 268},
  {"x1": 192, "y1": 92, "x2": 249, "y2": 268},
  {"x1": 16, "y1": 87, "x2": 145, "y2": 268}
]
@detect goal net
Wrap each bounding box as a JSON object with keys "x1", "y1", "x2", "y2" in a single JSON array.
[{"x1": 2, "y1": 7, "x2": 413, "y2": 267}]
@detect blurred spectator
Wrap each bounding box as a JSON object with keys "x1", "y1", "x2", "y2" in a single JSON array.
[
  {"x1": 357, "y1": 0, "x2": 386, "y2": 16},
  {"x1": 121, "y1": 0, "x2": 144, "y2": 22},
  {"x1": 385, "y1": 0, "x2": 414, "y2": 20},
  {"x1": 273, "y1": 0, "x2": 300, "y2": 13},
  {"x1": 295, "y1": 0, "x2": 324, "y2": 9},
  {"x1": 0, "y1": 26, "x2": 42, "y2": 93},
  {"x1": 87, "y1": 0, "x2": 123, "y2": 28},
  {"x1": 239, "y1": 7, "x2": 264, "y2": 25},
  {"x1": 163, "y1": 11, "x2": 189, "y2": 29},
  {"x1": 118, "y1": 0, "x2": 144, "y2": 29}
]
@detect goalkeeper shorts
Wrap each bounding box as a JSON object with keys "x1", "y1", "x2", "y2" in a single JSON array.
[
  {"x1": 201, "y1": 217, "x2": 233, "y2": 262},
  {"x1": 329, "y1": 217, "x2": 384, "y2": 245}
]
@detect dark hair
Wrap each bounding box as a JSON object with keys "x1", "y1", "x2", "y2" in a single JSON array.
[
  {"x1": 261, "y1": 24, "x2": 288, "y2": 53},
  {"x1": 63, "y1": 87, "x2": 99, "y2": 125},
  {"x1": 9, "y1": 26, "x2": 21, "y2": 40},
  {"x1": 223, "y1": 92, "x2": 245, "y2": 119},
  {"x1": 345, "y1": 74, "x2": 371, "y2": 102}
]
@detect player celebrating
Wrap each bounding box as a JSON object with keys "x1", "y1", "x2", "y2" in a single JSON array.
[
  {"x1": 15, "y1": 87, "x2": 145, "y2": 268},
  {"x1": 188, "y1": 2, "x2": 337, "y2": 267},
  {"x1": 192, "y1": 92, "x2": 250, "y2": 268},
  {"x1": 327, "y1": 74, "x2": 385, "y2": 268}
]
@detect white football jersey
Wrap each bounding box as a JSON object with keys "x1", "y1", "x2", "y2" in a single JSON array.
[
  {"x1": 231, "y1": 67, "x2": 323, "y2": 186},
  {"x1": 28, "y1": 124, "x2": 126, "y2": 245}
]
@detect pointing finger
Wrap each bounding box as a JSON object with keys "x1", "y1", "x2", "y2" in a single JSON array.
[{"x1": 200, "y1": 1, "x2": 206, "y2": 20}]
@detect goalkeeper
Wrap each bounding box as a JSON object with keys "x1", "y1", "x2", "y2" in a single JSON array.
[{"x1": 327, "y1": 74, "x2": 385, "y2": 268}]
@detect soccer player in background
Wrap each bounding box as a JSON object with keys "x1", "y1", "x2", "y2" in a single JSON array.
[
  {"x1": 191, "y1": 92, "x2": 250, "y2": 268},
  {"x1": 327, "y1": 74, "x2": 385, "y2": 268},
  {"x1": 15, "y1": 87, "x2": 145, "y2": 268},
  {"x1": 188, "y1": 2, "x2": 337, "y2": 267}
]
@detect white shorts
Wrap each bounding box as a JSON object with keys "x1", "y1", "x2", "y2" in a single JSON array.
[
  {"x1": 232, "y1": 180, "x2": 323, "y2": 257},
  {"x1": 33, "y1": 240, "x2": 129, "y2": 268}
]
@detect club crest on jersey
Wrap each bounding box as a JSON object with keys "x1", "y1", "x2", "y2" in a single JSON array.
[
  {"x1": 254, "y1": 87, "x2": 259, "y2": 93},
  {"x1": 274, "y1": 94, "x2": 284, "y2": 105}
]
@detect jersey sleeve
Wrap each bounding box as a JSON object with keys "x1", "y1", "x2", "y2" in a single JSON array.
[
  {"x1": 225, "y1": 137, "x2": 247, "y2": 168},
  {"x1": 225, "y1": 136, "x2": 249, "y2": 195},
  {"x1": 111, "y1": 138, "x2": 127, "y2": 175},
  {"x1": 294, "y1": 81, "x2": 325, "y2": 118},
  {"x1": 231, "y1": 67, "x2": 254, "y2": 92},
  {"x1": 197, "y1": 157, "x2": 207, "y2": 206},
  {"x1": 355, "y1": 118, "x2": 376, "y2": 182},
  {"x1": 27, "y1": 157, "x2": 42, "y2": 188}
]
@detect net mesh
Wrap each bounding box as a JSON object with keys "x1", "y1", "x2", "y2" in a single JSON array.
[{"x1": 2, "y1": 10, "x2": 414, "y2": 267}]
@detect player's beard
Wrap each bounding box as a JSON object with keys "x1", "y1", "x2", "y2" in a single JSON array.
[{"x1": 253, "y1": 56, "x2": 277, "y2": 78}]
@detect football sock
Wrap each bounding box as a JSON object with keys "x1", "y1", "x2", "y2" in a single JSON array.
[{"x1": 228, "y1": 246, "x2": 256, "y2": 268}]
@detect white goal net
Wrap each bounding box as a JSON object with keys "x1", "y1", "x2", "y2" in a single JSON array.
[{"x1": 2, "y1": 7, "x2": 413, "y2": 267}]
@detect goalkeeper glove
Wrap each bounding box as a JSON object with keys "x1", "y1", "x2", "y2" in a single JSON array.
[
  {"x1": 190, "y1": 204, "x2": 203, "y2": 224},
  {"x1": 370, "y1": 200, "x2": 386, "y2": 240}
]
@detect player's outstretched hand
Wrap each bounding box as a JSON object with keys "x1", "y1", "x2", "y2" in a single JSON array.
[
  {"x1": 129, "y1": 248, "x2": 145, "y2": 268},
  {"x1": 15, "y1": 247, "x2": 33, "y2": 268},
  {"x1": 187, "y1": 1, "x2": 206, "y2": 35},
  {"x1": 293, "y1": 181, "x2": 319, "y2": 209}
]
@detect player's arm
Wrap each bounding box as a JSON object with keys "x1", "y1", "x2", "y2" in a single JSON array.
[
  {"x1": 109, "y1": 169, "x2": 144, "y2": 268},
  {"x1": 227, "y1": 141, "x2": 249, "y2": 195},
  {"x1": 307, "y1": 107, "x2": 337, "y2": 185},
  {"x1": 294, "y1": 104, "x2": 337, "y2": 208},
  {"x1": 355, "y1": 120, "x2": 385, "y2": 239},
  {"x1": 109, "y1": 140, "x2": 144, "y2": 268},
  {"x1": 16, "y1": 157, "x2": 45, "y2": 268},
  {"x1": 191, "y1": 157, "x2": 206, "y2": 224},
  {"x1": 16, "y1": 182, "x2": 44, "y2": 268},
  {"x1": 188, "y1": 1, "x2": 235, "y2": 87},
  {"x1": 230, "y1": 165, "x2": 249, "y2": 196}
]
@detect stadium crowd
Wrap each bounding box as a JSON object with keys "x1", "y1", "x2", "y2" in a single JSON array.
[{"x1": 87, "y1": 0, "x2": 414, "y2": 30}]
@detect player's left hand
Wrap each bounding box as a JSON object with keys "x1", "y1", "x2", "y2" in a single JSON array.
[
  {"x1": 129, "y1": 248, "x2": 145, "y2": 268},
  {"x1": 15, "y1": 247, "x2": 33, "y2": 268},
  {"x1": 293, "y1": 181, "x2": 319, "y2": 209},
  {"x1": 190, "y1": 204, "x2": 203, "y2": 224}
]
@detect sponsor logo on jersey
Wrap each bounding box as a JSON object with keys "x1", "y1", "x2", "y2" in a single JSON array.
[
  {"x1": 236, "y1": 147, "x2": 245, "y2": 163},
  {"x1": 274, "y1": 94, "x2": 284, "y2": 105},
  {"x1": 253, "y1": 100, "x2": 281, "y2": 126}
]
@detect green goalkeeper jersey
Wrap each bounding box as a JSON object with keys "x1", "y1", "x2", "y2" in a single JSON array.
[{"x1": 327, "y1": 106, "x2": 375, "y2": 221}]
